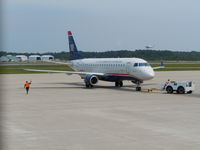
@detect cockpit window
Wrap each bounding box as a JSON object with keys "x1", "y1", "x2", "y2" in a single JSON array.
[
  {"x1": 134, "y1": 63, "x2": 150, "y2": 67},
  {"x1": 139, "y1": 63, "x2": 150, "y2": 66}
]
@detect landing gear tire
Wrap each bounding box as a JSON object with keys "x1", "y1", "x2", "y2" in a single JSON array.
[
  {"x1": 115, "y1": 82, "x2": 119, "y2": 87},
  {"x1": 119, "y1": 81, "x2": 123, "y2": 87},
  {"x1": 115, "y1": 81, "x2": 123, "y2": 87},
  {"x1": 85, "y1": 83, "x2": 93, "y2": 88},
  {"x1": 135, "y1": 81, "x2": 142, "y2": 91},
  {"x1": 136, "y1": 87, "x2": 141, "y2": 91},
  {"x1": 166, "y1": 86, "x2": 173, "y2": 94}
]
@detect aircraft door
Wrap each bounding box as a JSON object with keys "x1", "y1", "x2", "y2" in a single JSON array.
[{"x1": 126, "y1": 62, "x2": 132, "y2": 74}]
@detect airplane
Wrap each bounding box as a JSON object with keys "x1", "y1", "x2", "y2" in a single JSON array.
[
  {"x1": 145, "y1": 45, "x2": 154, "y2": 49},
  {"x1": 26, "y1": 31, "x2": 164, "y2": 91}
]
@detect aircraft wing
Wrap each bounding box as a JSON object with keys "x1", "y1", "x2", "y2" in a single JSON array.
[
  {"x1": 153, "y1": 66, "x2": 165, "y2": 70},
  {"x1": 43, "y1": 60, "x2": 71, "y2": 65},
  {"x1": 24, "y1": 69, "x2": 105, "y2": 76}
]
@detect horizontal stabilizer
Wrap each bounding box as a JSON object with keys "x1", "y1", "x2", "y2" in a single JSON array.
[
  {"x1": 153, "y1": 66, "x2": 165, "y2": 70},
  {"x1": 42, "y1": 60, "x2": 72, "y2": 65}
]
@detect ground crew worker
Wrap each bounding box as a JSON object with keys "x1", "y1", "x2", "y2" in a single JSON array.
[
  {"x1": 163, "y1": 79, "x2": 171, "y2": 89},
  {"x1": 24, "y1": 81, "x2": 32, "y2": 94},
  {"x1": 166, "y1": 79, "x2": 171, "y2": 84}
]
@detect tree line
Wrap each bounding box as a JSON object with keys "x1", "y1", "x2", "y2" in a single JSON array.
[{"x1": 1, "y1": 50, "x2": 200, "y2": 61}]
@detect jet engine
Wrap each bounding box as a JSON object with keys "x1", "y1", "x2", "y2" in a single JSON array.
[{"x1": 85, "y1": 75, "x2": 98, "y2": 85}]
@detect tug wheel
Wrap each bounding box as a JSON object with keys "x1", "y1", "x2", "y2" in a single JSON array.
[
  {"x1": 166, "y1": 86, "x2": 173, "y2": 94},
  {"x1": 177, "y1": 86, "x2": 185, "y2": 94}
]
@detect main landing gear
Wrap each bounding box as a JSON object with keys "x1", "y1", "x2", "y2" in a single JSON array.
[
  {"x1": 115, "y1": 80, "x2": 142, "y2": 91},
  {"x1": 84, "y1": 80, "x2": 93, "y2": 88},
  {"x1": 85, "y1": 83, "x2": 93, "y2": 88},
  {"x1": 115, "y1": 81, "x2": 123, "y2": 87}
]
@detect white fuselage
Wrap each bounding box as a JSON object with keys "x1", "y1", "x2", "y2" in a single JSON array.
[{"x1": 70, "y1": 58, "x2": 155, "y2": 81}]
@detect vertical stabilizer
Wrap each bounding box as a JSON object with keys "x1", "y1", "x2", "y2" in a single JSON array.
[{"x1": 68, "y1": 31, "x2": 82, "y2": 60}]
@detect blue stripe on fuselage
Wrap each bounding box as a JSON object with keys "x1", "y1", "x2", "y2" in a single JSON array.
[{"x1": 100, "y1": 74, "x2": 142, "y2": 82}]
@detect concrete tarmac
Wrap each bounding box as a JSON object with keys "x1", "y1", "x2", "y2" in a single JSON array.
[{"x1": 1, "y1": 71, "x2": 200, "y2": 150}]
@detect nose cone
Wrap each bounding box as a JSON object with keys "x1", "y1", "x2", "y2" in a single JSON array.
[
  {"x1": 147, "y1": 69, "x2": 155, "y2": 79},
  {"x1": 143, "y1": 68, "x2": 155, "y2": 80}
]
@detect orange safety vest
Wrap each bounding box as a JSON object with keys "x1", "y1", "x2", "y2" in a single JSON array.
[{"x1": 25, "y1": 82, "x2": 30, "y2": 88}]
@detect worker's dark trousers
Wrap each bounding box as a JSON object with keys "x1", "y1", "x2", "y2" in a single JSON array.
[{"x1": 26, "y1": 87, "x2": 29, "y2": 94}]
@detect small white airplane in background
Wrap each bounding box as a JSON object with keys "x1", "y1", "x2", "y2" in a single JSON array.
[
  {"x1": 26, "y1": 31, "x2": 164, "y2": 91},
  {"x1": 145, "y1": 45, "x2": 153, "y2": 49}
]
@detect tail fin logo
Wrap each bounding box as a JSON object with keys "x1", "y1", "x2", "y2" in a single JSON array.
[
  {"x1": 68, "y1": 31, "x2": 72, "y2": 36},
  {"x1": 67, "y1": 31, "x2": 82, "y2": 60}
]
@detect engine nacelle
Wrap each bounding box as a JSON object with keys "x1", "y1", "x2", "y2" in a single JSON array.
[{"x1": 85, "y1": 75, "x2": 98, "y2": 85}]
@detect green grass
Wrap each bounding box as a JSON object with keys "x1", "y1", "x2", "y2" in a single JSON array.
[{"x1": 0, "y1": 64, "x2": 73, "y2": 74}]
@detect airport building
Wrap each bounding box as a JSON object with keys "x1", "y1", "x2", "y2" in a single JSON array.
[
  {"x1": 0, "y1": 56, "x2": 10, "y2": 62},
  {"x1": 29, "y1": 55, "x2": 41, "y2": 61},
  {"x1": 41, "y1": 55, "x2": 54, "y2": 61},
  {"x1": 16, "y1": 55, "x2": 28, "y2": 61},
  {"x1": 0, "y1": 55, "x2": 21, "y2": 62},
  {"x1": 1, "y1": 54, "x2": 55, "y2": 62}
]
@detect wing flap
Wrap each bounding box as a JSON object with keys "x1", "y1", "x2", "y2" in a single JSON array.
[{"x1": 43, "y1": 60, "x2": 72, "y2": 65}]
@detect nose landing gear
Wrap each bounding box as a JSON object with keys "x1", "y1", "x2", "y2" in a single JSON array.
[
  {"x1": 132, "y1": 80, "x2": 142, "y2": 91},
  {"x1": 136, "y1": 86, "x2": 141, "y2": 91}
]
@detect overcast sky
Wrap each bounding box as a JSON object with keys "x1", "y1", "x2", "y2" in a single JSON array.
[{"x1": 2, "y1": 0, "x2": 200, "y2": 52}]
